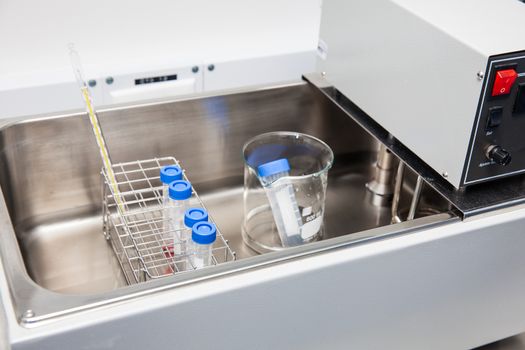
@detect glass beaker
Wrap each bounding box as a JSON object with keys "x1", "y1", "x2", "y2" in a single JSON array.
[{"x1": 242, "y1": 131, "x2": 334, "y2": 253}]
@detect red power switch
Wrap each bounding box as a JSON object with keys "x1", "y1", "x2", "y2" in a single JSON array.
[{"x1": 492, "y1": 69, "x2": 518, "y2": 96}]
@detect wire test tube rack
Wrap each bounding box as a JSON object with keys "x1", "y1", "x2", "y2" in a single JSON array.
[{"x1": 102, "y1": 157, "x2": 236, "y2": 285}]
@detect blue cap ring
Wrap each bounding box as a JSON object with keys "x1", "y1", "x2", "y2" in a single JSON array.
[
  {"x1": 168, "y1": 180, "x2": 192, "y2": 200},
  {"x1": 160, "y1": 165, "x2": 183, "y2": 184},
  {"x1": 184, "y1": 207, "x2": 209, "y2": 228},
  {"x1": 192, "y1": 222, "x2": 217, "y2": 245},
  {"x1": 257, "y1": 158, "x2": 291, "y2": 178}
]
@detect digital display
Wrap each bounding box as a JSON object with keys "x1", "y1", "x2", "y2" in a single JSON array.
[{"x1": 135, "y1": 74, "x2": 177, "y2": 85}]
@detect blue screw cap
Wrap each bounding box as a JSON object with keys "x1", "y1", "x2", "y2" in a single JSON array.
[
  {"x1": 169, "y1": 180, "x2": 192, "y2": 200},
  {"x1": 257, "y1": 158, "x2": 291, "y2": 178},
  {"x1": 192, "y1": 222, "x2": 217, "y2": 245},
  {"x1": 184, "y1": 207, "x2": 209, "y2": 228},
  {"x1": 160, "y1": 165, "x2": 183, "y2": 184}
]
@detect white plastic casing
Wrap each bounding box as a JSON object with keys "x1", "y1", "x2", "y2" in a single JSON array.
[
  {"x1": 318, "y1": 0, "x2": 525, "y2": 188},
  {"x1": 0, "y1": 0, "x2": 322, "y2": 118}
]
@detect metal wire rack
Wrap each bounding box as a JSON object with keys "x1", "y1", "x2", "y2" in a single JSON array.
[{"x1": 102, "y1": 157, "x2": 236, "y2": 285}]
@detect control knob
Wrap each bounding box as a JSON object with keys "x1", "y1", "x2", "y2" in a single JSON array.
[{"x1": 486, "y1": 145, "x2": 511, "y2": 166}]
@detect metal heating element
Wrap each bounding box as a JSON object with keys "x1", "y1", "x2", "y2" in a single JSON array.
[{"x1": 102, "y1": 157, "x2": 236, "y2": 284}]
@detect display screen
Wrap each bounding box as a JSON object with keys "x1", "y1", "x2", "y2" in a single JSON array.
[{"x1": 135, "y1": 74, "x2": 177, "y2": 85}]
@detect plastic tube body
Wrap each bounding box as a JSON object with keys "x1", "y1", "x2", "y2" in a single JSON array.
[
  {"x1": 261, "y1": 171, "x2": 303, "y2": 246},
  {"x1": 189, "y1": 241, "x2": 213, "y2": 268},
  {"x1": 160, "y1": 165, "x2": 183, "y2": 238},
  {"x1": 189, "y1": 222, "x2": 216, "y2": 269},
  {"x1": 166, "y1": 180, "x2": 192, "y2": 255},
  {"x1": 168, "y1": 198, "x2": 189, "y2": 254},
  {"x1": 162, "y1": 184, "x2": 170, "y2": 206}
]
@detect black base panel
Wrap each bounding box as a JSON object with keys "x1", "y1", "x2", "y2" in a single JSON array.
[{"x1": 464, "y1": 51, "x2": 525, "y2": 185}]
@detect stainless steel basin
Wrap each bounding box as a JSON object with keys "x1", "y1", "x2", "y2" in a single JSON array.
[{"x1": 0, "y1": 82, "x2": 454, "y2": 323}]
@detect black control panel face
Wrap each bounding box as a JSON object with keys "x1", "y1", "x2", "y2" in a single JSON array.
[{"x1": 463, "y1": 51, "x2": 525, "y2": 186}]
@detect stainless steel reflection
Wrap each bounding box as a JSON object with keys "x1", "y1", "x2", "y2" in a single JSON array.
[
  {"x1": 366, "y1": 144, "x2": 397, "y2": 206},
  {"x1": 391, "y1": 162, "x2": 406, "y2": 224},
  {"x1": 0, "y1": 82, "x2": 454, "y2": 323},
  {"x1": 407, "y1": 176, "x2": 425, "y2": 221}
]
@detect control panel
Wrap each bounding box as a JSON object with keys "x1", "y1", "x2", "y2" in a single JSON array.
[{"x1": 463, "y1": 51, "x2": 525, "y2": 186}]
